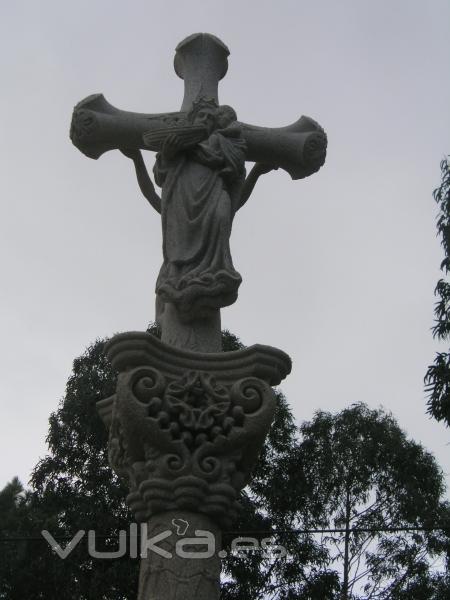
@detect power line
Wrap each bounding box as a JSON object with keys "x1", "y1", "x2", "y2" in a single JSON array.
[{"x1": 1, "y1": 525, "x2": 449, "y2": 542}]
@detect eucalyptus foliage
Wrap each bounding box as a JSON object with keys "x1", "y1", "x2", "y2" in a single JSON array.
[
  {"x1": 425, "y1": 157, "x2": 450, "y2": 425},
  {"x1": 288, "y1": 403, "x2": 450, "y2": 599}
]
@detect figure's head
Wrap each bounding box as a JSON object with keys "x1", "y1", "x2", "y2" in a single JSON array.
[
  {"x1": 188, "y1": 98, "x2": 218, "y2": 133},
  {"x1": 216, "y1": 105, "x2": 237, "y2": 129},
  {"x1": 188, "y1": 98, "x2": 236, "y2": 133}
]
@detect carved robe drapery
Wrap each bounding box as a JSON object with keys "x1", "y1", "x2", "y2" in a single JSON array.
[{"x1": 154, "y1": 126, "x2": 247, "y2": 319}]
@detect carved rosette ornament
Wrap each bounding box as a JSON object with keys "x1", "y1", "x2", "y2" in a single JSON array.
[{"x1": 98, "y1": 332, "x2": 291, "y2": 529}]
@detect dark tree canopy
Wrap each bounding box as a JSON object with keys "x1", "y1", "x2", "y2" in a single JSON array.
[
  {"x1": 1, "y1": 328, "x2": 328, "y2": 599},
  {"x1": 1, "y1": 330, "x2": 450, "y2": 599},
  {"x1": 425, "y1": 157, "x2": 450, "y2": 425}
]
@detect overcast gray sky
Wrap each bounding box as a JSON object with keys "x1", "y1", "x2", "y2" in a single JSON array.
[{"x1": 1, "y1": 0, "x2": 449, "y2": 492}]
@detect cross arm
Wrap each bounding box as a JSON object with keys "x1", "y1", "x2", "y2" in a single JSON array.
[
  {"x1": 238, "y1": 115, "x2": 327, "y2": 180},
  {"x1": 70, "y1": 93, "x2": 186, "y2": 159},
  {"x1": 70, "y1": 94, "x2": 327, "y2": 181}
]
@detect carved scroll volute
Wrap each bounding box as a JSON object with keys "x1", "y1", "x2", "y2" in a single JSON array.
[
  {"x1": 227, "y1": 377, "x2": 277, "y2": 487},
  {"x1": 114, "y1": 367, "x2": 171, "y2": 465}
]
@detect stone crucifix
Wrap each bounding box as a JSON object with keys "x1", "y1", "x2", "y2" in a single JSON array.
[
  {"x1": 71, "y1": 32, "x2": 327, "y2": 352},
  {"x1": 71, "y1": 33, "x2": 327, "y2": 600}
]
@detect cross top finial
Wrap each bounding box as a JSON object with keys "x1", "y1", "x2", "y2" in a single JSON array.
[{"x1": 174, "y1": 33, "x2": 230, "y2": 111}]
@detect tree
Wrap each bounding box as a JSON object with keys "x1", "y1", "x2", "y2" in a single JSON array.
[
  {"x1": 425, "y1": 157, "x2": 450, "y2": 425},
  {"x1": 2, "y1": 333, "x2": 450, "y2": 599},
  {"x1": 286, "y1": 403, "x2": 450, "y2": 599},
  {"x1": 0, "y1": 340, "x2": 135, "y2": 600},
  {"x1": 0, "y1": 478, "x2": 33, "y2": 598},
  {"x1": 221, "y1": 378, "x2": 338, "y2": 600}
]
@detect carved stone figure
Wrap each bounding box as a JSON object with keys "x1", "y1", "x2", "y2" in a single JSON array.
[
  {"x1": 70, "y1": 32, "x2": 326, "y2": 600},
  {"x1": 144, "y1": 101, "x2": 246, "y2": 317}
]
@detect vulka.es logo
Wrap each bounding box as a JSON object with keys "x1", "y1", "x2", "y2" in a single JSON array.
[
  {"x1": 41, "y1": 523, "x2": 287, "y2": 560},
  {"x1": 42, "y1": 524, "x2": 215, "y2": 560}
]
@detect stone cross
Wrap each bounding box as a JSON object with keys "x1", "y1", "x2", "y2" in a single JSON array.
[
  {"x1": 70, "y1": 33, "x2": 326, "y2": 600},
  {"x1": 71, "y1": 32, "x2": 327, "y2": 352}
]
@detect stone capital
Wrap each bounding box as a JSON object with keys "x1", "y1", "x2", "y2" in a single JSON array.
[{"x1": 97, "y1": 332, "x2": 291, "y2": 528}]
